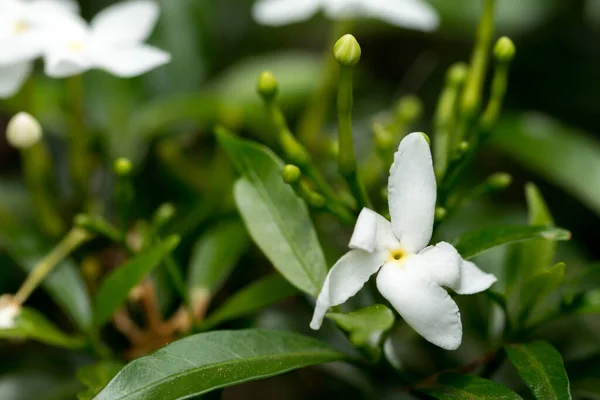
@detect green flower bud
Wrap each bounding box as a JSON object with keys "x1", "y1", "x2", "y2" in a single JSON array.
[
  {"x1": 308, "y1": 192, "x2": 326, "y2": 209},
  {"x1": 333, "y1": 34, "x2": 361, "y2": 67},
  {"x1": 153, "y1": 203, "x2": 176, "y2": 229},
  {"x1": 435, "y1": 206, "x2": 447, "y2": 221},
  {"x1": 419, "y1": 132, "x2": 431, "y2": 146},
  {"x1": 6, "y1": 112, "x2": 42, "y2": 149},
  {"x1": 114, "y1": 157, "x2": 133, "y2": 176},
  {"x1": 494, "y1": 37, "x2": 516, "y2": 63},
  {"x1": 257, "y1": 71, "x2": 278, "y2": 101},
  {"x1": 282, "y1": 164, "x2": 301, "y2": 184},
  {"x1": 395, "y1": 96, "x2": 423, "y2": 123},
  {"x1": 458, "y1": 141, "x2": 470, "y2": 154},
  {"x1": 373, "y1": 123, "x2": 393, "y2": 151},
  {"x1": 446, "y1": 62, "x2": 468, "y2": 87},
  {"x1": 487, "y1": 172, "x2": 513, "y2": 190}
]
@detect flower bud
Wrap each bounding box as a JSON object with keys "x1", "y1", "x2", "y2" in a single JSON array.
[
  {"x1": 373, "y1": 123, "x2": 393, "y2": 151},
  {"x1": 153, "y1": 203, "x2": 176, "y2": 229},
  {"x1": 487, "y1": 172, "x2": 512, "y2": 190},
  {"x1": 257, "y1": 71, "x2": 278, "y2": 101},
  {"x1": 307, "y1": 192, "x2": 326, "y2": 209},
  {"x1": 333, "y1": 34, "x2": 361, "y2": 67},
  {"x1": 6, "y1": 112, "x2": 42, "y2": 149},
  {"x1": 494, "y1": 37, "x2": 516, "y2": 63},
  {"x1": 458, "y1": 141, "x2": 470, "y2": 154},
  {"x1": 114, "y1": 157, "x2": 133, "y2": 176},
  {"x1": 435, "y1": 206, "x2": 447, "y2": 222},
  {"x1": 282, "y1": 164, "x2": 301, "y2": 184},
  {"x1": 395, "y1": 96, "x2": 423, "y2": 123},
  {"x1": 446, "y1": 62, "x2": 468, "y2": 87}
]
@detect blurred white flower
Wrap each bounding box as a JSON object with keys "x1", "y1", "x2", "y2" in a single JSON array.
[
  {"x1": 310, "y1": 132, "x2": 496, "y2": 350},
  {"x1": 0, "y1": 295, "x2": 20, "y2": 329},
  {"x1": 6, "y1": 112, "x2": 43, "y2": 149},
  {"x1": 252, "y1": 0, "x2": 439, "y2": 31},
  {"x1": 0, "y1": 0, "x2": 78, "y2": 98},
  {"x1": 44, "y1": 0, "x2": 171, "y2": 78}
]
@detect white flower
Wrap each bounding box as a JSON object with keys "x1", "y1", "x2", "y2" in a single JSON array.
[
  {"x1": 0, "y1": 295, "x2": 21, "y2": 329},
  {"x1": 0, "y1": 0, "x2": 78, "y2": 97},
  {"x1": 252, "y1": 0, "x2": 439, "y2": 31},
  {"x1": 310, "y1": 132, "x2": 497, "y2": 350},
  {"x1": 43, "y1": 0, "x2": 171, "y2": 78},
  {"x1": 6, "y1": 112, "x2": 43, "y2": 149}
]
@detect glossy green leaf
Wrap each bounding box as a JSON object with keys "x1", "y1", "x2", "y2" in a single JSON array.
[
  {"x1": 77, "y1": 361, "x2": 125, "y2": 400},
  {"x1": 217, "y1": 128, "x2": 327, "y2": 297},
  {"x1": 0, "y1": 307, "x2": 85, "y2": 349},
  {"x1": 188, "y1": 219, "x2": 250, "y2": 302},
  {"x1": 417, "y1": 373, "x2": 522, "y2": 399},
  {"x1": 94, "y1": 329, "x2": 346, "y2": 400},
  {"x1": 93, "y1": 236, "x2": 180, "y2": 327},
  {"x1": 326, "y1": 305, "x2": 395, "y2": 347},
  {"x1": 0, "y1": 227, "x2": 92, "y2": 331},
  {"x1": 505, "y1": 341, "x2": 572, "y2": 400},
  {"x1": 492, "y1": 113, "x2": 600, "y2": 217},
  {"x1": 516, "y1": 263, "x2": 566, "y2": 325},
  {"x1": 452, "y1": 225, "x2": 570, "y2": 259},
  {"x1": 201, "y1": 274, "x2": 298, "y2": 330}
]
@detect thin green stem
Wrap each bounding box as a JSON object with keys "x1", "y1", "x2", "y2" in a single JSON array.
[
  {"x1": 337, "y1": 66, "x2": 371, "y2": 209},
  {"x1": 66, "y1": 75, "x2": 90, "y2": 206},
  {"x1": 14, "y1": 227, "x2": 93, "y2": 305}
]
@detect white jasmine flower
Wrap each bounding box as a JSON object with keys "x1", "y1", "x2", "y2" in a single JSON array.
[
  {"x1": 310, "y1": 132, "x2": 497, "y2": 350},
  {"x1": 252, "y1": 0, "x2": 439, "y2": 31},
  {"x1": 0, "y1": 295, "x2": 21, "y2": 329},
  {"x1": 0, "y1": 0, "x2": 78, "y2": 97},
  {"x1": 43, "y1": 0, "x2": 171, "y2": 78},
  {"x1": 6, "y1": 112, "x2": 43, "y2": 149}
]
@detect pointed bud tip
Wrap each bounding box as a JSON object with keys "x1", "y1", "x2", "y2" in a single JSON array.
[
  {"x1": 114, "y1": 157, "x2": 133, "y2": 176},
  {"x1": 282, "y1": 164, "x2": 301, "y2": 184},
  {"x1": 418, "y1": 132, "x2": 431, "y2": 145},
  {"x1": 333, "y1": 34, "x2": 361, "y2": 67},
  {"x1": 494, "y1": 37, "x2": 516, "y2": 63},
  {"x1": 257, "y1": 71, "x2": 278, "y2": 101},
  {"x1": 6, "y1": 112, "x2": 42, "y2": 149},
  {"x1": 488, "y1": 172, "x2": 512, "y2": 190}
]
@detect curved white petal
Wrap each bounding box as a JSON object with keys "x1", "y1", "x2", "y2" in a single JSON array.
[
  {"x1": 28, "y1": 0, "x2": 80, "y2": 20},
  {"x1": 0, "y1": 62, "x2": 32, "y2": 98},
  {"x1": 365, "y1": 0, "x2": 439, "y2": 31},
  {"x1": 0, "y1": 33, "x2": 45, "y2": 65},
  {"x1": 415, "y1": 241, "x2": 461, "y2": 288},
  {"x1": 388, "y1": 132, "x2": 436, "y2": 253},
  {"x1": 252, "y1": 0, "x2": 321, "y2": 26},
  {"x1": 93, "y1": 45, "x2": 170, "y2": 77},
  {"x1": 454, "y1": 260, "x2": 497, "y2": 295},
  {"x1": 91, "y1": 0, "x2": 159, "y2": 44},
  {"x1": 349, "y1": 208, "x2": 400, "y2": 252},
  {"x1": 310, "y1": 249, "x2": 386, "y2": 330},
  {"x1": 44, "y1": 48, "x2": 92, "y2": 78},
  {"x1": 377, "y1": 259, "x2": 462, "y2": 350}
]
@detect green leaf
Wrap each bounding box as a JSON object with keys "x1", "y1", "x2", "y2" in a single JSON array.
[
  {"x1": 505, "y1": 341, "x2": 572, "y2": 400},
  {"x1": 216, "y1": 128, "x2": 327, "y2": 297},
  {"x1": 523, "y1": 184, "x2": 556, "y2": 272},
  {"x1": 452, "y1": 225, "x2": 570, "y2": 259},
  {"x1": 201, "y1": 274, "x2": 298, "y2": 330},
  {"x1": 0, "y1": 227, "x2": 92, "y2": 331},
  {"x1": 93, "y1": 235, "x2": 180, "y2": 327},
  {"x1": 492, "y1": 113, "x2": 600, "y2": 217},
  {"x1": 417, "y1": 373, "x2": 522, "y2": 399},
  {"x1": 326, "y1": 305, "x2": 395, "y2": 347},
  {"x1": 569, "y1": 290, "x2": 600, "y2": 316},
  {"x1": 188, "y1": 219, "x2": 250, "y2": 305},
  {"x1": 0, "y1": 307, "x2": 85, "y2": 349},
  {"x1": 94, "y1": 329, "x2": 346, "y2": 400},
  {"x1": 77, "y1": 361, "x2": 124, "y2": 400},
  {"x1": 516, "y1": 262, "x2": 566, "y2": 325}
]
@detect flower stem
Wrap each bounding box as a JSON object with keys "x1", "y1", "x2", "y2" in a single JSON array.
[
  {"x1": 337, "y1": 66, "x2": 371, "y2": 209},
  {"x1": 13, "y1": 227, "x2": 93, "y2": 305},
  {"x1": 66, "y1": 75, "x2": 90, "y2": 207}
]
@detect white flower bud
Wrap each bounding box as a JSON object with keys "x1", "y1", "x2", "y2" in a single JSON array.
[
  {"x1": 0, "y1": 295, "x2": 20, "y2": 329},
  {"x1": 6, "y1": 112, "x2": 42, "y2": 149}
]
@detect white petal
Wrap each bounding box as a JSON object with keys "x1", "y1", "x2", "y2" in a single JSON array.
[
  {"x1": 91, "y1": 0, "x2": 159, "y2": 44},
  {"x1": 454, "y1": 260, "x2": 497, "y2": 295},
  {"x1": 415, "y1": 241, "x2": 461, "y2": 288},
  {"x1": 28, "y1": 0, "x2": 80, "y2": 19},
  {"x1": 310, "y1": 249, "x2": 386, "y2": 330},
  {"x1": 0, "y1": 297, "x2": 20, "y2": 329},
  {"x1": 93, "y1": 45, "x2": 170, "y2": 77},
  {"x1": 388, "y1": 132, "x2": 437, "y2": 253},
  {"x1": 252, "y1": 0, "x2": 321, "y2": 26},
  {"x1": 365, "y1": 0, "x2": 439, "y2": 31},
  {"x1": 0, "y1": 62, "x2": 32, "y2": 98},
  {"x1": 44, "y1": 48, "x2": 92, "y2": 78},
  {"x1": 349, "y1": 208, "x2": 400, "y2": 252},
  {"x1": 377, "y1": 259, "x2": 462, "y2": 350}
]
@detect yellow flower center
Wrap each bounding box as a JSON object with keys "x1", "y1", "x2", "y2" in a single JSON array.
[
  {"x1": 13, "y1": 20, "x2": 28, "y2": 34},
  {"x1": 389, "y1": 249, "x2": 407, "y2": 262},
  {"x1": 69, "y1": 42, "x2": 85, "y2": 52}
]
